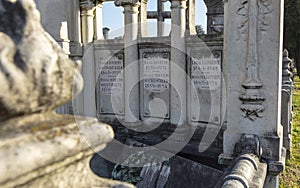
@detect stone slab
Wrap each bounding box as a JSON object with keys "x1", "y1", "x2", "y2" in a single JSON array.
[
  {"x1": 95, "y1": 50, "x2": 125, "y2": 116},
  {"x1": 140, "y1": 48, "x2": 170, "y2": 121},
  {"x1": 188, "y1": 48, "x2": 223, "y2": 125},
  {"x1": 91, "y1": 141, "x2": 223, "y2": 188}
]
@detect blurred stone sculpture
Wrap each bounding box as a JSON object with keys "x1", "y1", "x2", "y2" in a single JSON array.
[
  {"x1": 0, "y1": 0, "x2": 83, "y2": 121},
  {"x1": 0, "y1": 0, "x2": 133, "y2": 187}
]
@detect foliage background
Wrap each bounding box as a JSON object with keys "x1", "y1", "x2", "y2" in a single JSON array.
[
  {"x1": 280, "y1": 77, "x2": 300, "y2": 187},
  {"x1": 284, "y1": 0, "x2": 300, "y2": 75}
]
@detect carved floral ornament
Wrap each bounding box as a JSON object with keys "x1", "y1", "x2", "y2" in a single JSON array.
[
  {"x1": 236, "y1": 0, "x2": 273, "y2": 41},
  {"x1": 234, "y1": 0, "x2": 273, "y2": 121}
]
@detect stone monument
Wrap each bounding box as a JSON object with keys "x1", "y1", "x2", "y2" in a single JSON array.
[
  {"x1": 30, "y1": 0, "x2": 292, "y2": 187},
  {"x1": 219, "y1": 0, "x2": 286, "y2": 187}
]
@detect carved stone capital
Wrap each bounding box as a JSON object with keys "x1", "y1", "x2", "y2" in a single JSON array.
[
  {"x1": 170, "y1": 0, "x2": 187, "y2": 9},
  {"x1": 80, "y1": 0, "x2": 94, "y2": 11},
  {"x1": 140, "y1": 0, "x2": 148, "y2": 4},
  {"x1": 115, "y1": 0, "x2": 140, "y2": 7}
]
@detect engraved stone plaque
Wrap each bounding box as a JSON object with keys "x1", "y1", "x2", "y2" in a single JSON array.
[
  {"x1": 140, "y1": 48, "x2": 170, "y2": 119},
  {"x1": 191, "y1": 55, "x2": 221, "y2": 90},
  {"x1": 189, "y1": 51, "x2": 222, "y2": 124},
  {"x1": 96, "y1": 53, "x2": 124, "y2": 115}
]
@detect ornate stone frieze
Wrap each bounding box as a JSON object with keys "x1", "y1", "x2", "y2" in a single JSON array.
[{"x1": 236, "y1": 0, "x2": 273, "y2": 120}]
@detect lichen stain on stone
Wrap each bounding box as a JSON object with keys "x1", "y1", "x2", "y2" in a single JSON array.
[
  {"x1": 29, "y1": 117, "x2": 75, "y2": 133},
  {"x1": 36, "y1": 129, "x2": 62, "y2": 142}
]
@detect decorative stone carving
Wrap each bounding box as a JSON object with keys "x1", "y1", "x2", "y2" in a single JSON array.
[
  {"x1": 282, "y1": 49, "x2": 293, "y2": 88},
  {"x1": 235, "y1": 0, "x2": 273, "y2": 120},
  {"x1": 0, "y1": 0, "x2": 83, "y2": 122},
  {"x1": 79, "y1": 0, "x2": 94, "y2": 10},
  {"x1": 115, "y1": 0, "x2": 139, "y2": 6},
  {"x1": 221, "y1": 0, "x2": 284, "y2": 185},
  {"x1": 236, "y1": 0, "x2": 273, "y2": 41}
]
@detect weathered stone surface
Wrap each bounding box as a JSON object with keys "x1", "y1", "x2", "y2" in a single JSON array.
[
  {"x1": 20, "y1": 155, "x2": 134, "y2": 188},
  {"x1": 216, "y1": 154, "x2": 267, "y2": 188},
  {"x1": 221, "y1": 0, "x2": 285, "y2": 186},
  {"x1": 0, "y1": 0, "x2": 83, "y2": 121},
  {"x1": 0, "y1": 113, "x2": 135, "y2": 188},
  {"x1": 0, "y1": 1, "x2": 134, "y2": 187}
]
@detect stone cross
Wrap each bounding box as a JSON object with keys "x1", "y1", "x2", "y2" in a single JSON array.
[
  {"x1": 147, "y1": 0, "x2": 171, "y2": 37},
  {"x1": 115, "y1": 0, "x2": 140, "y2": 123}
]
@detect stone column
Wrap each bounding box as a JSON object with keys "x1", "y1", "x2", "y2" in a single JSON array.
[
  {"x1": 170, "y1": 0, "x2": 187, "y2": 125},
  {"x1": 219, "y1": 0, "x2": 284, "y2": 187},
  {"x1": 94, "y1": 2, "x2": 104, "y2": 40},
  {"x1": 80, "y1": 0, "x2": 94, "y2": 48},
  {"x1": 69, "y1": 0, "x2": 83, "y2": 58},
  {"x1": 187, "y1": 0, "x2": 196, "y2": 35},
  {"x1": 80, "y1": 0, "x2": 97, "y2": 117},
  {"x1": 139, "y1": 0, "x2": 148, "y2": 37},
  {"x1": 115, "y1": 0, "x2": 140, "y2": 123}
]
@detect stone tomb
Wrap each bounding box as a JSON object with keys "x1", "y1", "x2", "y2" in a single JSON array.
[{"x1": 95, "y1": 41, "x2": 224, "y2": 127}]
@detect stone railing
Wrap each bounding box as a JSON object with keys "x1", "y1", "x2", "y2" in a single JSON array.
[
  {"x1": 216, "y1": 135, "x2": 268, "y2": 188},
  {"x1": 281, "y1": 49, "x2": 294, "y2": 157},
  {"x1": 217, "y1": 154, "x2": 267, "y2": 188}
]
